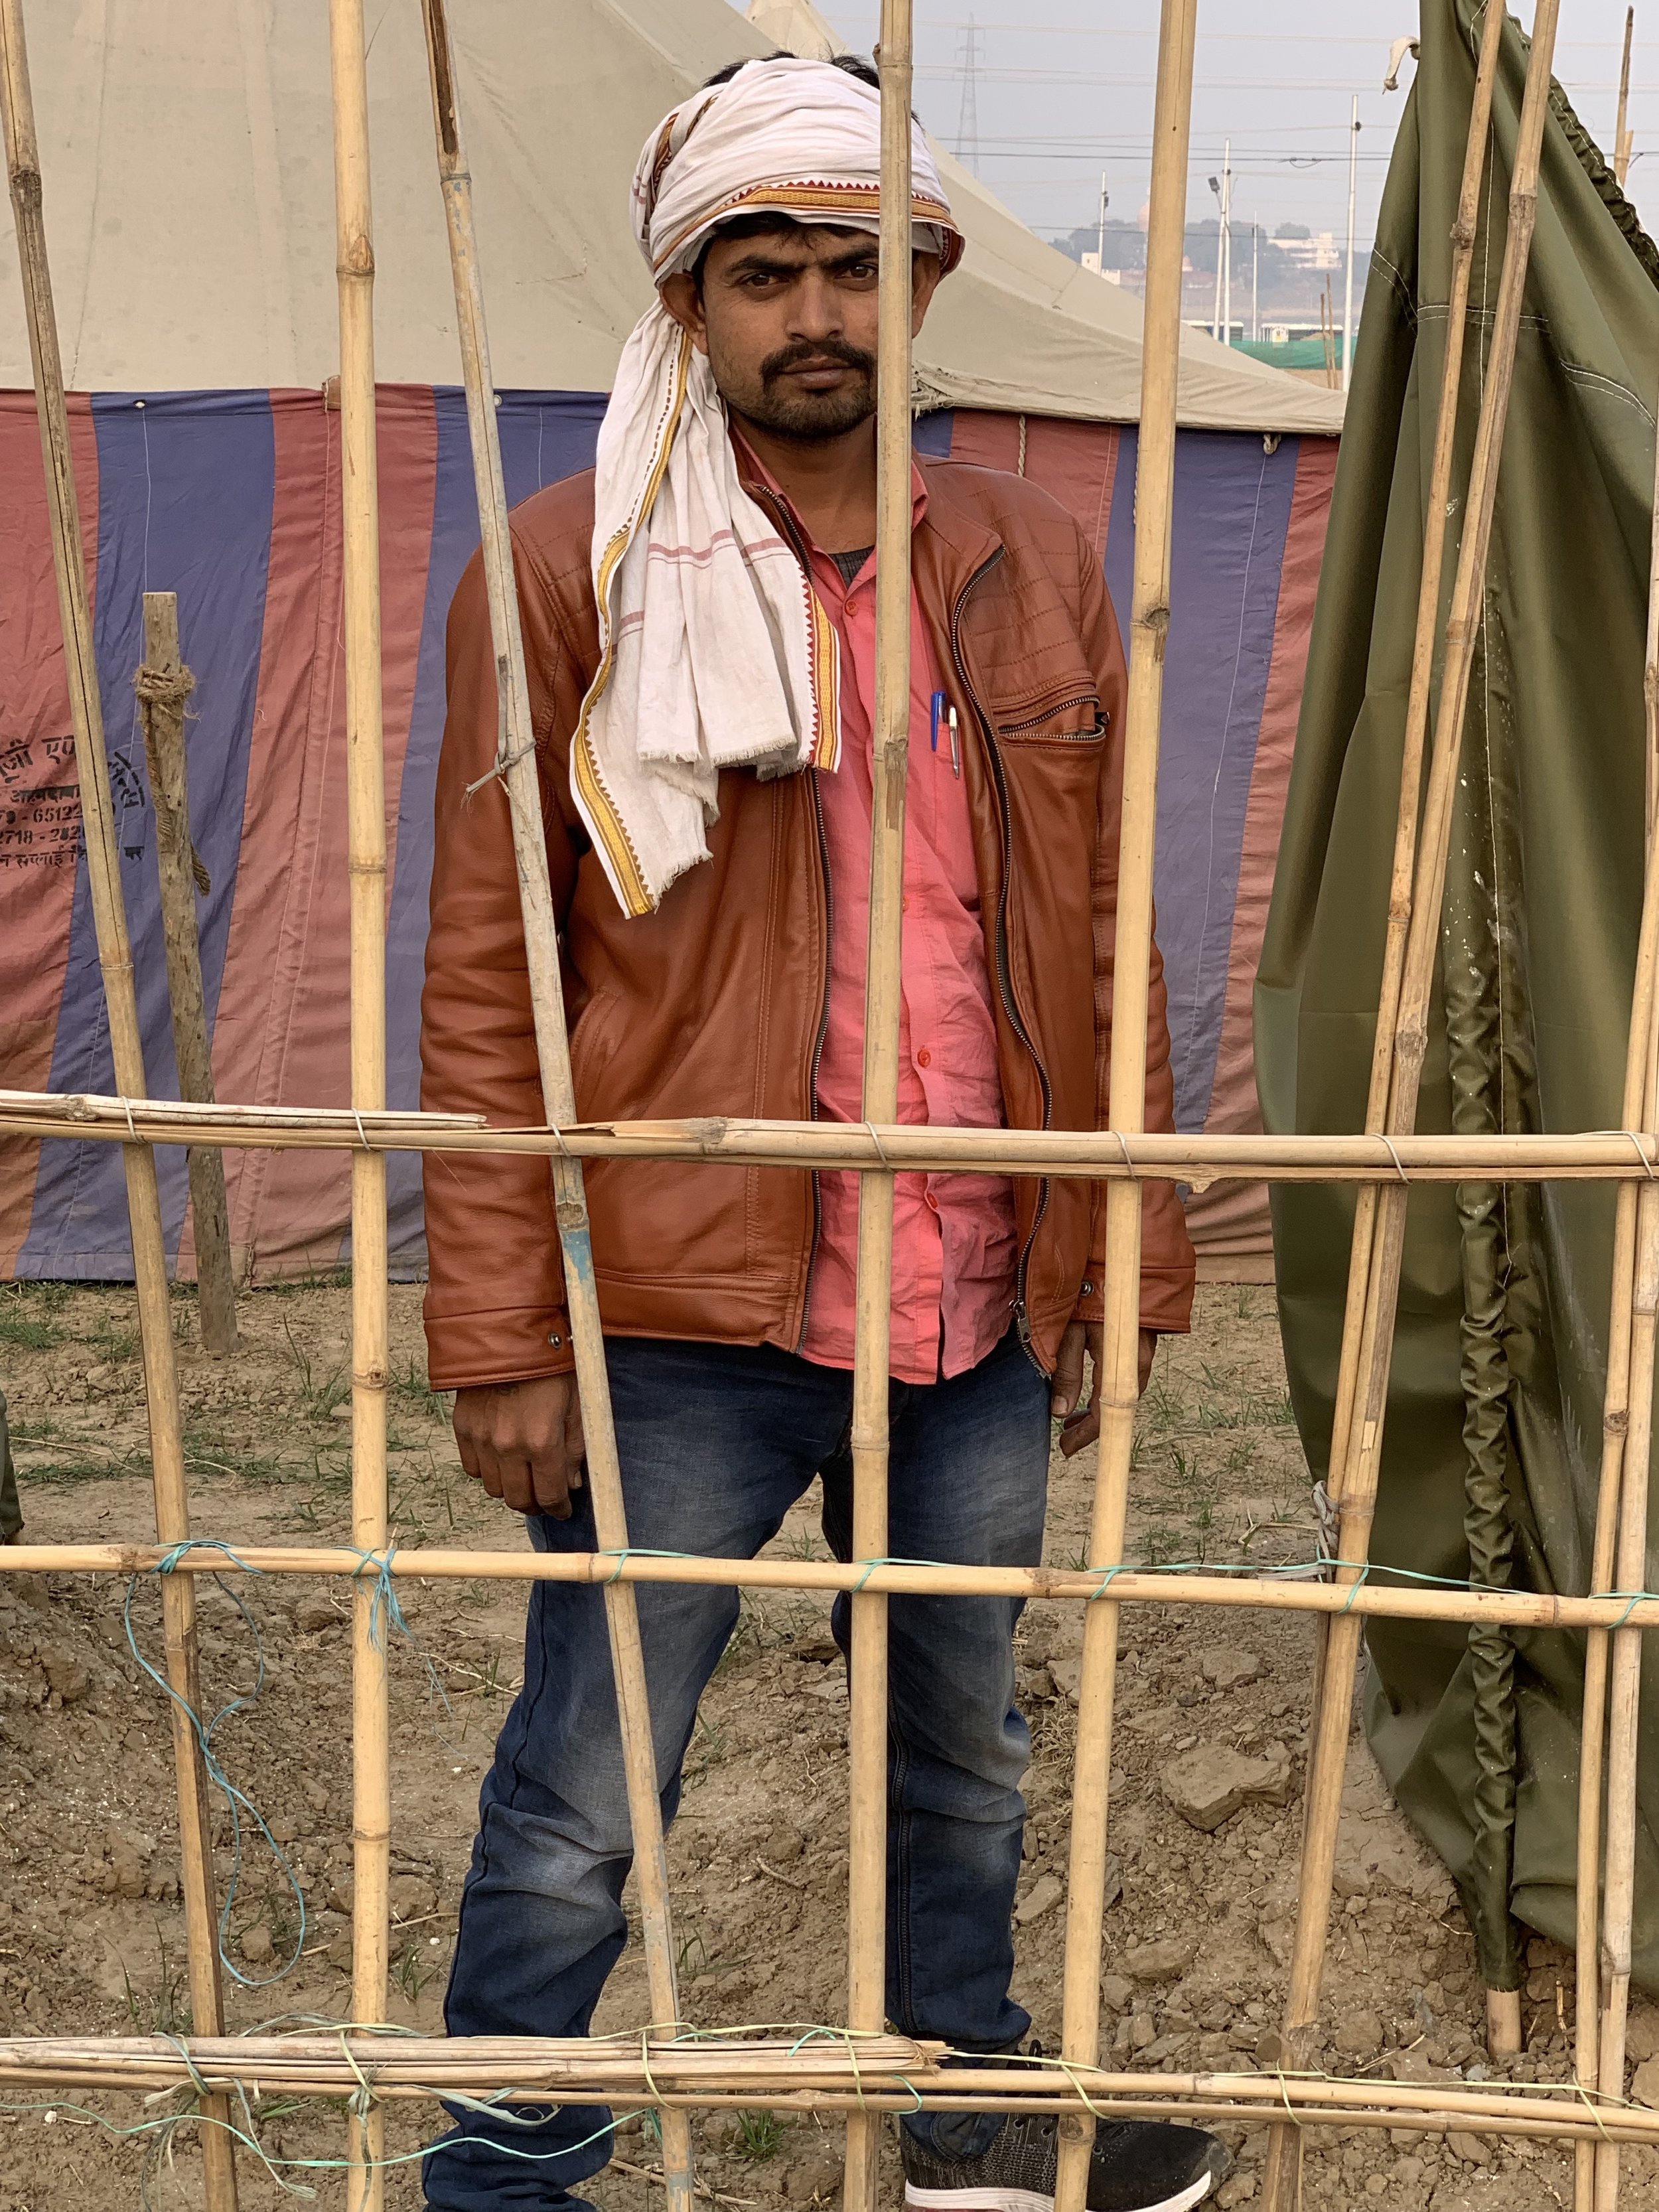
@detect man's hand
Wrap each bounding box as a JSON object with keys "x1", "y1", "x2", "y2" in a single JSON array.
[
  {"x1": 453, "y1": 1376, "x2": 586, "y2": 1518},
  {"x1": 1052, "y1": 1323, "x2": 1158, "y2": 1459}
]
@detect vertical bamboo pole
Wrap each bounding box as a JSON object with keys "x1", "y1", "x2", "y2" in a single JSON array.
[
  {"x1": 841, "y1": 11, "x2": 914, "y2": 2207},
  {"x1": 136, "y1": 593, "x2": 240, "y2": 1357},
  {"x1": 1052, "y1": 5, "x2": 1196, "y2": 2207},
  {"x1": 1592, "y1": 471, "x2": 1659, "y2": 2198},
  {"x1": 1322, "y1": 0, "x2": 1506, "y2": 1593},
  {"x1": 1262, "y1": 11, "x2": 1562, "y2": 2205},
  {"x1": 1596, "y1": 1175, "x2": 1659, "y2": 2212},
  {"x1": 1311, "y1": 0, "x2": 1509, "y2": 2047},
  {"x1": 415, "y1": 9, "x2": 693, "y2": 2207},
  {"x1": 1573, "y1": 392, "x2": 1659, "y2": 2212},
  {"x1": 0, "y1": 7, "x2": 239, "y2": 2207},
  {"x1": 1616, "y1": 7, "x2": 1636, "y2": 190},
  {"x1": 326, "y1": 5, "x2": 390, "y2": 2206}
]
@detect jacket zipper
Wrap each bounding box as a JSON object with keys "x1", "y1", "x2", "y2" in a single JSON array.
[
  {"x1": 749, "y1": 482, "x2": 833, "y2": 1350},
  {"x1": 798, "y1": 770, "x2": 834, "y2": 1347},
  {"x1": 997, "y1": 694, "x2": 1105, "y2": 740},
  {"x1": 948, "y1": 551, "x2": 1054, "y2": 1372}
]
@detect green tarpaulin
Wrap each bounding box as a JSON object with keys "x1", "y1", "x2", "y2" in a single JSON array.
[{"x1": 1256, "y1": 0, "x2": 1659, "y2": 1992}]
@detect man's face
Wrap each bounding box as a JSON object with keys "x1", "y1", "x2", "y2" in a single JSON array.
[{"x1": 661, "y1": 225, "x2": 941, "y2": 443}]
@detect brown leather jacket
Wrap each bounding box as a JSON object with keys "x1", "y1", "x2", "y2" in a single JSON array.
[{"x1": 420, "y1": 453, "x2": 1194, "y2": 1390}]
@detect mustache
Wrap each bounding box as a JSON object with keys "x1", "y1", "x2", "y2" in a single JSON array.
[{"x1": 759, "y1": 337, "x2": 876, "y2": 385}]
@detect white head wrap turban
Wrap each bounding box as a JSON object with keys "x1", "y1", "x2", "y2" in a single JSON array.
[{"x1": 568, "y1": 56, "x2": 962, "y2": 919}]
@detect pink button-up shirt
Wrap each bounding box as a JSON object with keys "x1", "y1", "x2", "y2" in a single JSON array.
[{"x1": 791, "y1": 475, "x2": 1019, "y2": 1383}]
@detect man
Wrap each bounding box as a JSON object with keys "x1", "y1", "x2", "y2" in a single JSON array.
[{"x1": 420, "y1": 51, "x2": 1222, "y2": 2212}]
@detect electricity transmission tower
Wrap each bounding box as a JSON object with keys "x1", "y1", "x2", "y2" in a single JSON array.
[{"x1": 955, "y1": 16, "x2": 982, "y2": 176}]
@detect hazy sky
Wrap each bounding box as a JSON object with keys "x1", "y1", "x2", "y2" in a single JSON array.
[{"x1": 812, "y1": 3, "x2": 1659, "y2": 250}]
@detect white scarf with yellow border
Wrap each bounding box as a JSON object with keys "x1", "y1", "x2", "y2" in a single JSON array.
[{"x1": 571, "y1": 56, "x2": 961, "y2": 918}]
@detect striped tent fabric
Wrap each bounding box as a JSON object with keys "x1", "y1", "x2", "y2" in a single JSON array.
[{"x1": 0, "y1": 389, "x2": 1334, "y2": 1284}]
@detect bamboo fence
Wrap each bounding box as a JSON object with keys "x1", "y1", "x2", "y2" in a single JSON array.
[{"x1": 1, "y1": 0, "x2": 1657, "y2": 2206}]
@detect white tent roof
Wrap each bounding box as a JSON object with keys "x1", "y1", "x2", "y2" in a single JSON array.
[{"x1": 0, "y1": 0, "x2": 1343, "y2": 437}]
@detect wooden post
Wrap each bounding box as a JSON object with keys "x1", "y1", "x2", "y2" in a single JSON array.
[
  {"x1": 839, "y1": 9, "x2": 915, "y2": 2208},
  {"x1": 0, "y1": 6, "x2": 239, "y2": 2207},
  {"x1": 325, "y1": 5, "x2": 390, "y2": 2207},
  {"x1": 415, "y1": 7, "x2": 695, "y2": 2207},
  {"x1": 135, "y1": 593, "x2": 240, "y2": 1357},
  {"x1": 1261, "y1": 9, "x2": 1563, "y2": 2205},
  {"x1": 1616, "y1": 7, "x2": 1636, "y2": 188},
  {"x1": 1052, "y1": 3, "x2": 1196, "y2": 2207}
]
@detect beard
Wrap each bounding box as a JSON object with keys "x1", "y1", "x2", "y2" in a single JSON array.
[{"x1": 715, "y1": 335, "x2": 877, "y2": 443}]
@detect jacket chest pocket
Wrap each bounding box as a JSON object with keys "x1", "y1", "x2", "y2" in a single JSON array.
[{"x1": 993, "y1": 688, "x2": 1108, "y2": 747}]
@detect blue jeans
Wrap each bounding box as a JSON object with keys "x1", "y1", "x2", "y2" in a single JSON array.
[{"x1": 423, "y1": 1330, "x2": 1050, "y2": 2210}]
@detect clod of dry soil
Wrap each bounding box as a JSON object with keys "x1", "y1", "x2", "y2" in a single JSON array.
[{"x1": 0, "y1": 1280, "x2": 1643, "y2": 2210}]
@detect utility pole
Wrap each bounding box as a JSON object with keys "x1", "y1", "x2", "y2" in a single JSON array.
[
  {"x1": 1097, "y1": 169, "x2": 1109, "y2": 265},
  {"x1": 1342, "y1": 95, "x2": 1359, "y2": 391},
  {"x1": 1221, "y1": 142, "x2": 1232, "y2": 345},
  {"x1": 1616, "y1": 6, "x2": 1636, "y2": 186},
  {"x1": 1209, "y1": 169, "x2": 1223, "y2": 339},
  {"x1": 955, "y1": 14, "x2": 981, "y2": 177},
  {"x1": 1208, "y1": 141, "x2": 1231, "y2": 342},
  {"x1": 1251, "y1": 218, "x2": 1259, "y2": 343}
]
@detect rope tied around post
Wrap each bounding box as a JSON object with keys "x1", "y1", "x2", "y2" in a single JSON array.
[
  {"x1": 133, "y1": 661, "x2": 197, "y2": 713},
  {"x1": 463, "y1": 652, "x2": 538, "y2": 801}
]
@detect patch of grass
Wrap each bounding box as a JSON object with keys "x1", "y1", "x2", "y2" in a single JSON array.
[
  {"x1": 21, "y1": 1449, "x2": 149, "y2": 1486},
  {"x1": 280, "y1": 1315, "x2": 351, "y2": 1422},
  {"x1": 390, "y1": 1356, "x2": 451, "y2": 1422},
  {"x1": 260, "y1": 1264, "x2": 355, "y2": 1298},
  {"x1": 120, "y1": 1926, "x2": 192, "y2": 2036},
  {"x1": 311, "y1": 1443, "x2": 351, "y2": 1489},
  {"x1": 393, "y1": 1941, "x2": 440, "y2": 2005},
  {"x1": 79, "y1": 1323, "x2": 139, "y2": 1363},
  {"x1": 1140, "y1": 1522, "x2": 1189, "y2": 1568},
  {"x1": 2, "y1": 1281, "x2": 72, "y2": 1313},
  {"x1": 0, "y1": 1313, "x2": 64, "y2": 1352},
  {"x1": 182, "y1": 1433, "x2": 287, "y2": 1484},
  {"x1": 734, "y1": 2111, "x2": 791, "y2": 2163},
  {"x1": 1168, "y1": 1443, "x2": 1201, "y2": 1487},
  {"x1": 1141, "y1": 1380, "x2": 1188, "y2": 1434}
]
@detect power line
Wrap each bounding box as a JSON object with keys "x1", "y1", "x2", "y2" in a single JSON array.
[
  {"x1": 918, "y1": 68, "x2": 1401, "y2": 89},
  {"x1": 828, "y1": 13, "x2": 1659, "y2": 50},
  {"x1": 921, "y1": 63, "x2": 1659, "y2": 95}
]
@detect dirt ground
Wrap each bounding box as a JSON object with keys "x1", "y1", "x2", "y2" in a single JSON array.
[{"x1": 0, "y1": 1276, "x2": 1641, "y2": 2211}]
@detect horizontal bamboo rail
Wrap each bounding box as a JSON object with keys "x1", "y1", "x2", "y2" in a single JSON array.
[
  {"x1": 13, "y1": 1088, "x2": 1659, "y2": 1181},
  {"x1": 7, "y1": 2037, "x2": 1659, "y2": 2147},
  {"x1": 19, "y1": 1540, "x2": 1659, "y2": 1629}
]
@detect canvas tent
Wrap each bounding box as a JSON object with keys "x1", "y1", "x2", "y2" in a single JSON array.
[
  {"x1": 0, "y1": 0, "x2": 1339, "y2": 1284},
  {"x1": 1258, "y1": 0, "x2": 1659, "y2": 1989}
]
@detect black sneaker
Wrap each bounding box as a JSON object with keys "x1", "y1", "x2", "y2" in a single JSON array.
[{"x1": 901, "y1": 2110, "x2": 1228, "y2": 2212}]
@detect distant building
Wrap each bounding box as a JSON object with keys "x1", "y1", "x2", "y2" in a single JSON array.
[
  {"x1": 1079, "y1": 252, "x2": 1122, "y2": 284},
  {"x1": 1270, "y1": 230, "x2": 1341, "y2": 272}
]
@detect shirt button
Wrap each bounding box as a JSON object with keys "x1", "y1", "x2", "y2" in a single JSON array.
[{"x1": 916, "y1": 1047, "x2": 932, "y2": 1068}]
